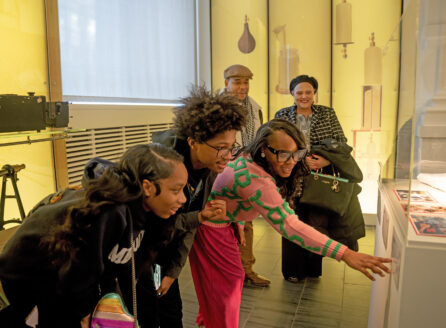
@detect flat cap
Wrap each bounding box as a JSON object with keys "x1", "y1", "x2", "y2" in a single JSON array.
[{"x1": 224, "y1": 64, "x2": 253, "y2": 79}]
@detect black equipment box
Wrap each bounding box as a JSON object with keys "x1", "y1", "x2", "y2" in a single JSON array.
[{"x1": 0, "y1": 93, "x2": 69, "y2": 133}]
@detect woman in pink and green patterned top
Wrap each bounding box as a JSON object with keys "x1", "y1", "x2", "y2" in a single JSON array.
[{"x1": 188, "y1": 119, "x2": 391, "y2": 328}]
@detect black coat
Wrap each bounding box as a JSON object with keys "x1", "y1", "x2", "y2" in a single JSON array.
[
  {"x1": 0, "y1": 188, "x2": 162, "y2": 319},
  {"x1": 152, "y1": 130, "x2": 217, "y2": 278},
  {"x1": 304, "y1": 139, "x2": 365, "y2": 246}
]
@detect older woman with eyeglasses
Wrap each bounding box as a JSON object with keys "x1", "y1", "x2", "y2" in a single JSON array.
[
  {"x1": 188, "y1": 119, "x2": 391, "y2": 328},
  {"x1": 275, "y1": 75, "x2": 366, "y2": 283}
]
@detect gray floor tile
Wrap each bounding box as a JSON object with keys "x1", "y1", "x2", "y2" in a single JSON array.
[{"x1": 179, "y1": 219, "x2": 375, "y2": 327}]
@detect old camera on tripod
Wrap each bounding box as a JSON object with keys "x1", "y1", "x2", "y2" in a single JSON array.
[{"x1": 0, "y1": 93, "x2": 69, "y2": 133}]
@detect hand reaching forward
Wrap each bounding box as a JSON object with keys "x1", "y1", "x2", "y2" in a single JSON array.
[
  {"x1": 198, "y1": 200, "x2": 226, "y2": 222},
  {"x1": 342, "y1": 248, "x2": 392, "y2": 281}
]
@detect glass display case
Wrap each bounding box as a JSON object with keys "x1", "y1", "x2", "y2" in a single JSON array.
[{"x1": 368, "y1": 1, "x2": 446, "y2": 327}]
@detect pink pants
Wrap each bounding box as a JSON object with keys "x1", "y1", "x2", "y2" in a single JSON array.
[{"x1": 189, "y1": 224, "x2": 245, "y2": 328}]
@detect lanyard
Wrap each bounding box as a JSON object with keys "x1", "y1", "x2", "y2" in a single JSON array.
[{"x1": 187, "y1": 179, "x2": 203, "y2": 207}]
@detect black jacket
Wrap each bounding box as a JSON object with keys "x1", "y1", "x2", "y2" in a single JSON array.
[
  {"x1": 152, "y1": 130, "x2": 217, "y2": 278},
  {"x1": 0, "y1": 188, "x2": 166, "y2": 319},
  {"x1": 308, "y1": 139, "x2": 365, "y2": 245}
]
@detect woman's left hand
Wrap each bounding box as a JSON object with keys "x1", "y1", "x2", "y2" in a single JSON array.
[
  {"x1": 342, "y1": 248, "x2": 392, "y2": 281},
  {"x1": 156, "y1": 276, "x2": 175, "y2": 297},
  {"x1": 306, "y1": 154, "x2": 330, "y2": 170}
]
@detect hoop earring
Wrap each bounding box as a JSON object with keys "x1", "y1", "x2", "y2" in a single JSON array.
[{"x1": 261, "y1": 152, "x2": 265, "y2": 158}]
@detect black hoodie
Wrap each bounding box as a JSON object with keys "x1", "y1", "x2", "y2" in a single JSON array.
[{"x1": 0, "y1": 188, "x2": 172, "y2": 319}]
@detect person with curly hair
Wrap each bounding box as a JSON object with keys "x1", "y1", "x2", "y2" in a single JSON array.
[
  {"x1": 0, "y1": 144, "x2": 190, "y2": 327},
  {"x1": 136, "y1": 86, "x2": 247, "y2": 328}
]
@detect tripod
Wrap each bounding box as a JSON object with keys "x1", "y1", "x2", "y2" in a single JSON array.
[{"x1": 0, "y1": 164, "x2": 26, "y2": 230}]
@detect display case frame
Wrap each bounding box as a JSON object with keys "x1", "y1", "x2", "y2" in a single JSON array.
[{"x1": 368, "y1": 0, "x2": 446, "y2": 327}]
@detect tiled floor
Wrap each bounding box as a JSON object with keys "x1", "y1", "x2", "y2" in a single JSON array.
[
  {"x1": 0, "y1": 219, "x2": 375, "y2": 328},
  {"x1": 179, "y1": 219, "x2": 376, "y2": 328}
]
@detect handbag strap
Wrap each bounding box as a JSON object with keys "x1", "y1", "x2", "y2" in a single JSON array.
[
  {"x1": 310, "y1": 167, "x2": 349, "y2": 183},
  {"x1": 129, "y1": 211, "x2": 138, "y2": 328}
]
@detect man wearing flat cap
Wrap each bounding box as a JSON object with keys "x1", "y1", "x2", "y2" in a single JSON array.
[
  {"x1": 221, "y1": 64, "x2": 271, "y2": 288},
  {"x1": 223, "y1": 64, "x2": 262, "y2": 147}
]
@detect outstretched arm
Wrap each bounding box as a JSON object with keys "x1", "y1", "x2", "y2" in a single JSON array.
[{"x1": 244, "y1": 177, "x2": 391, "y2": 281}]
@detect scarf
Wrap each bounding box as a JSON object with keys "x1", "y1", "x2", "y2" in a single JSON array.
[{"x1": 241, "y1": 97, "x2": 256, "y2": 146}]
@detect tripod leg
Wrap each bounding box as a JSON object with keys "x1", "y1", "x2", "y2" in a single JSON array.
[
  {"x1": 0, "y1": 176, "x2": 7, "y2": 230},
  {"x1": 11, "y1": 174, "x2": 26, "y2": 220}
]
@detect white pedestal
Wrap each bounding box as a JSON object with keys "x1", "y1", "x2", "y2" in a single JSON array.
[{"x1": 368, "y1": 180, "x2": 446, "y2": 328}]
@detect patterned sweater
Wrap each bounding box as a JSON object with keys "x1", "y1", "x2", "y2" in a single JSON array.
[{"x1": 209, "y1": 156, "x2": 347, "y2": 261}]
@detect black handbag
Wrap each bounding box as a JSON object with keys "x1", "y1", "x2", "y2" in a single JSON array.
[{"x1": 299, "y1": 167, "x2": 354, "y2": 216}]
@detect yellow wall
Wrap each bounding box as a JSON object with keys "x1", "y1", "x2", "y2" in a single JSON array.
[
  {"x1": 211, "y1": 0, "x2": 332, "y2": 120},
  {"x1": 269, "y1": 0, "x2": 331, "y2": 117},
  {"x1": 212, "y1": 0, "x2": 401, "y2": 179},
  {"x1": 0, "y1": 0, "x2": 55, "y2": 224},
  {"x1": 211, "y1": 0, "x2": 268, "y2": 120},
  {"x1": 332, "y1": 0, "x2": 402, "y2": 178}
]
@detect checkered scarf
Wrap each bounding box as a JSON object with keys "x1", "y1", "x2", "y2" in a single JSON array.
[{"x1": 241, "y1": 97, "x2": 256, "y2": 146}]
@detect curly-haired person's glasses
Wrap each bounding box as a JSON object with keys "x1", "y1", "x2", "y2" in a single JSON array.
[
  {"x1": 204, "y1": 142, "x2": 241, "y2": 159},
  {"x1": 266, "y1": 144, "x2": 307, "y2": 163}
]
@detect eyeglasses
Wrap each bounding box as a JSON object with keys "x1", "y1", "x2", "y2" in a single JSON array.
[
  {"x1": 266, "y1": 145, "x2": 307, "y2": 163},
  {"x1": 204, "y1": 141, "x2": 241, "y2": 159}
]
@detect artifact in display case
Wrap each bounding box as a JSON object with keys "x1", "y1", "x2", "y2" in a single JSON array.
[
  {"x1": 352, "y1": 33, "x2": 383, "y2": 187},
  {"x1": 273, "y1": 25, "x2": 299, "y2": 94},
  {"x1": 393, "y1": 189, "x2": 436, "y2": 203},
  {"x1": 334, "y1": 0, "x2": 354, "y2": 58},
  {"x1": 362, "y1": 33, "x2": 382, "y2": 131},
  {"x1": 400, "y1": 202, "x2": 446, "y2": 214},
  {"x1": 361, "y1": 85, "x2": 381, "y2": 130},
  {"x1": 409, "y1": 214, "x2": 446, "y2": 237},
  {"x1": 238, "y1": 15, "x2": 256, "y2": 54}
]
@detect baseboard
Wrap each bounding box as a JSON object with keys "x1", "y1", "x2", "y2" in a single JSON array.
[{"x1": 363, "y1": 213, "x2": 377, "y2": 226}]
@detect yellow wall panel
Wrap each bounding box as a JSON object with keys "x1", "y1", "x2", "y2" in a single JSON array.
[
  {"x1": 0, "y1": 0, "x2": 55, "y2": 224},
  {"x1": 332, "y1": 0, "x2": 402, "y2": 178},
  {"x1": 211, "y1": 0, "x2": 268, "y2": 120},
  {"x1": 0, "y1": 0, "x2": 48, "y2": 95},
  {"x1": 269, "y1": 0, "x2": 331, "y2": 117}
]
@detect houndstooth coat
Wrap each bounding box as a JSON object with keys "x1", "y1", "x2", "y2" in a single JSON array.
[{"x1": 274, "y1": 104, "x2": 347, "y2": 146}]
